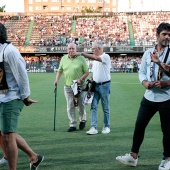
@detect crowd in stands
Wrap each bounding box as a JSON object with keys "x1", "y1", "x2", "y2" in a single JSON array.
[
  {"x1": 0, "y1": 12, "x2": 165, "y2": 74},
  {"x1": 130, "y1": 11, "x2": 170, "y2": 46},
  {"x1": 22, "y1": 54, "x2": 141, "y2": 73},
  {"x1": 23, "y1": 55, "x2": 61, "y2": 72},
  {"x1": 0, "y1": 11, "x2": 170, "y2": 48},
  {"x1": 76, "y1": 16, "x2": 129, "y2": 46},
  {"x1": 110, "y1": 55, "x2": 141, "y2": 73},
  {"x1": 1, "y1": 15, "x2": 31, "y2": 46},
  {"x1": 29, "y1": 14, "x2": 72, "y2": 46}
]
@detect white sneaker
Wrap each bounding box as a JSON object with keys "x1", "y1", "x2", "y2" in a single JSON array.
[
  {"x1": 101, "y1": 127, "x2": 110, "y2": 134},
  {"x1": 86, "y1": 127, "x2": 98, "y2": 135},
  {"x1": 0, "y1": 157, "x2": 8, "y2": 167},
  {"x1": 158, "y1": 159, "x2": 170, "y2": 170},
  {"x1": 116, "y1": 153, "x2": 138, "y2": 167}
]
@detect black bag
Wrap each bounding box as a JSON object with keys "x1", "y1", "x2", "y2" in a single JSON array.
[
  {"x1": 0, "y1": 44, "x2": 10, "y2": 90},
  {"x1": 83, "y1": 79, "x2": 96, "y2": 105},
  {"x1": 82, "y1": 79, "x2": 96, "y2": 92}
]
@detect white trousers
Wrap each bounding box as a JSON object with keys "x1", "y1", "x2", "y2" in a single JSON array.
[{"x1": 64, "y1": 86, "x2": 87, "y2": 127}]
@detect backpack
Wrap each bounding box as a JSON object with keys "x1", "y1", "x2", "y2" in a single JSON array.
[{"x1": 0, "y1": 43, "x2": 10, "y2": 91}]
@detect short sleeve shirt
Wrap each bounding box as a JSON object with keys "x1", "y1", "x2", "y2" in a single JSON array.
[{"x1": 58, "y1": 55, "x2": 89, "y2": 86}]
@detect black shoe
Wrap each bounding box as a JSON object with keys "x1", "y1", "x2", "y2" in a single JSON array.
[
  {"x1": 67, "y1": 127, "x2": 76, "y2": 132},
  {"x1": 79, "y1": 121, "x2": 86, "y2": 130}
]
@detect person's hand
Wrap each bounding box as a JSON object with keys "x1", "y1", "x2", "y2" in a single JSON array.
[
  {"x1": 77, "y1": 79, "x2": 83, "y2": 85},
  {"x1": 54, "y1": 80, "x2": 58, "y2": 87},
  {"x1": 155, "y1": 81, "x2": 168, "y2": 89},
  {"x1": 72, "y1": 52, "x2": 81, "y2": 57},
  {"x1": 23, "y1": 97, "x2": 37, "y2": 106},
  {"x1": 142, "y1": 80, "x2": 155, "y2": 89},
  {"x1": 150, "y1": 50, "x2": 159, "y2": 63},
  {"x1": 161, "y1": 63, "x2": 170, "y2": 72}
]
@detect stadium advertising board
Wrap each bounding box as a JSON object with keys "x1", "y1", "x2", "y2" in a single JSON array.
[{"x1": 19, "y1": 46, "x2": 153, "y2": 54}]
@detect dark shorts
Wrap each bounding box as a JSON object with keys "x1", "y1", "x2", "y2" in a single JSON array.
[{"x1": 0, "y1": 99, "x2": 24, "y2": 133}]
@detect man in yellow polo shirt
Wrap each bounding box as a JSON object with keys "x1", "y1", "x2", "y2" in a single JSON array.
[{"x1": 54, "y1": 43, "x2": 89, "y2": 132}]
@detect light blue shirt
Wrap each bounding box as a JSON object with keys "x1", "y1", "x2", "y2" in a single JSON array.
[
  {"x1": 0, "y1": 43, "x2": 30, "y2": 103},
  {"x1": 139, "y1": 46, "x2": 170, "y2": 102}
]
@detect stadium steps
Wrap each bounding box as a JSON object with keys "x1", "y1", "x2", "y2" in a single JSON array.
[
  {"x1": 25, "y1": 20, "x2": 34, "y2": 46},
  {"x1": 128, "y1": 20, "x2": 135, "y2": 46},
  {"x1": 71, "y1": 20, "x2": 76, "y2": 34},
  {"x1": 60, "y1": 37, "x2": 66, "y2": 45}
]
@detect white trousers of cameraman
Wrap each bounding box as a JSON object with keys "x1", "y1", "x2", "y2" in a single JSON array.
[{"x1": 64, "y1": 86, "x2": 86, "y2": 127}]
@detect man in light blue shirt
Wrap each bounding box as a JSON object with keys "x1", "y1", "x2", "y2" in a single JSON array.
[{"x1": 116, "y1": 22, "x2": 170, "y2": 170}]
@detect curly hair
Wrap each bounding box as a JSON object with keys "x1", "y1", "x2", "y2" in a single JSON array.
[
  {"x1": 156, "y1": 22, "x2": 170, "y2": 35},
  {"x1": 0, "y1": 23, "x2": 7, "y2": 43}
]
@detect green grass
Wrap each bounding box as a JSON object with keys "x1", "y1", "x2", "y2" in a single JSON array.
[{"x1": 1, "y1": 73, "x2": 163, "y2": 170}]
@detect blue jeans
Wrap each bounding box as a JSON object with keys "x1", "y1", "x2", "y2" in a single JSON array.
[{"x1": 90, "y1": 82, "x2": 111, "y2": 128}]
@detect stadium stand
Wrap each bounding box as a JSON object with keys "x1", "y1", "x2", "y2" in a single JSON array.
[
  {"x1": 1, "y1": 12, "x2": 170, "y2": 48},
  {"x1": 0, "y1": 12, "x2": 169, "y2": 72}
]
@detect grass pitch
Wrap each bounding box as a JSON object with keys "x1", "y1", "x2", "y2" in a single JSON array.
[{"x1": 1, "y1": 73, "x2": 162, "y2": 170}]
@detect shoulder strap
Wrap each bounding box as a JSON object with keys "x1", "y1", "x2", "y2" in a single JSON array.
[
  {"x1": 2, "y1": 43, "x2": 10, "y2": 61},
  {"x1": 158, "y1": 46, "x2": 170, "y2": 78},
  {"x1": 163, "y1": 47, "x2": 170, "y2": 63}
]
